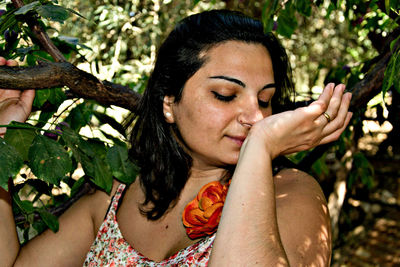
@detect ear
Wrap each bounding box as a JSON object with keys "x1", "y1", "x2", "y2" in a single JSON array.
[{"x1": 163, "y1": 95, "x2": 175, "y2": 123}]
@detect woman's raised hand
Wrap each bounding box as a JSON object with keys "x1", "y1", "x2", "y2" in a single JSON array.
[
  {"x1": 249, "y1": 83, "x2": 353, "y2": 159},
  {"x1": 0, "y1": 57, "x2": 35, "y2": 136}
]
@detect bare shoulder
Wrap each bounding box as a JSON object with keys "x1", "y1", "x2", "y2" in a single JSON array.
[
  {"x1": 82, "y1": 180, "x2": 124, "y2": 229},
  {"x1": 274, "y1": 168, "x2": 331, "y2": 266},
  {"x1": 15, "y1": 180, "x2": 123, "y2": 267}
]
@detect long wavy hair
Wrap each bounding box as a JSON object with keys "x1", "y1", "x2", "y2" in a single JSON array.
[{"x1": 129, "y1": 9, "x2": 294, "y2": 220}]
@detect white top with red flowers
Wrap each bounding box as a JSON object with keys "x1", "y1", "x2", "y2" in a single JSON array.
[{"x1": 83, "y1": 184, "x2": 216, "y2": 266}]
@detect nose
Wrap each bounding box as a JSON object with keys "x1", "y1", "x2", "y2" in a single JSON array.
[{"x1": 237, "y1": 97, "x2": 264, "y2": 128}]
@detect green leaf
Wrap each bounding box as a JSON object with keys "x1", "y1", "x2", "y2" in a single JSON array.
[
  {"x1": 382, "y1": 51, "x2": 399, "y2": 97},
  {"x1": 385, "y1": 0, "x2": 390, "y2": 15},
  {"x1": 91, "y1": 157, "x2": 113, "y2": 193},
  {"x1": 66, "y1": 8, "x2": 87, "y2": 20},
  {"x1": 12, "y1": 193, "x2": 35, "y2": 214},
  {"x1": 36, "y1": 110, "x2": 56, "y2": 128},
  {"x1": 70, "y1": 177, "x2": 86, "y2": 197},
  {"x1": 65, "y1": 103, "x2": 92, "y2": 131},
  {"x1": 93, "y1": 111, "x2": 126, "y2": 137},
  {"x1": 0, "y1": 11, "x2": 17, "y2": 36},
  {"x1": 48, "y1": 88, "x2": 66, "y2": 106},
  {"x1": 28, "y1": 135, "x2": 72, "y2": 185},
  {"x1": 0, "y1": 139, "x2": 23, "y2": 190},
  {"x1": 390, "y1": 36, "x2": 400, "y2": 52},
  {"x1": 60, "y1": 127, "x2": 101, "y2": 178},
  {"x1": 4, "y1": 127, "x2": 37, "y2": 161},
  {"x1": 277, "y1": 4, "x2": 298, "y2": 38},
  {"x1": 33, "y1": 89, "x2": 51, "y2": 108},
  {"x1": 262, "y1": 0, "x2": 279, "y2": 32},
  {"x1": 14, "y1": 1, "x2": 40, "y2": 15},
  {"x1": 86, "y1": 138, "x2": 107, "y2": 158},
  {"x1": 295, "y1": 0, "x2": 312, "y2": 16},
  {"x1": 36, "y1": 4, "x2": 69, "y2": 23},
  {"x1": 60, "y1": 126, "x2": 92, "y2": 164},
  {"x1": 106, "y1": 144, "x2": 138, "y2": 184},
  {"x1": 38, "y1": 209, "x2": 59, "y2": 232}
]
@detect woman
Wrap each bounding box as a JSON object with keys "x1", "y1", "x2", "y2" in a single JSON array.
[{"x1": 0, "y1": 10, "x2": 352, "y2": 266}]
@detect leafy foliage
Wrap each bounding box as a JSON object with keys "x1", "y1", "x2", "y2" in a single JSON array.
[{"x1": 0, "y1": 138, "x2": 23, "y2": 190}]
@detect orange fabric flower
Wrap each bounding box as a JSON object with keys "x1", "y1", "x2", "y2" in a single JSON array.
[{"x1": 182, "y1": 180, "x2": 230, "y2": 239}]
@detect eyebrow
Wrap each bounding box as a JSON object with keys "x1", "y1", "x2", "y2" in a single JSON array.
[
  {"x1": 209, "y1": 75, "x2": 276, "y2": 91},
  {"x1": 209, "y1": 75, "x2": 245, "y2": 87},
  {"x1": 261, "y1": 83, "x2": 276, "y2": 90}
]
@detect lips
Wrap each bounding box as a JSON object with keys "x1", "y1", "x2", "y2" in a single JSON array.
[{"x1": 226, "y1": 135, "x2": 246, "y2": 146}]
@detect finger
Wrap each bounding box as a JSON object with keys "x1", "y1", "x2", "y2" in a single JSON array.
[
  {"x1": 324, "y1": 84, "x2": 346, "y2": 121},
  {"x1": 20, "y1": 89, "x2": 35, "y2": 114},
  {"x1": 320, "y1": 111, "x2": 353, "y2": 145},
  {"x1": 308, "y1": 83, "x2": 335, "y2": 117},
  {"x1": 6, "y1": 59, "x2": 18, "y2": 67},
  {"x1": 322, "y1": 92, "x2": 352, "y2": 134},
  {"x1": 0, "y1": 57, "x2": 6, "y2": 65},
  {"x1": 283, "y1": 110, "x2": 353, "y2": 155}
]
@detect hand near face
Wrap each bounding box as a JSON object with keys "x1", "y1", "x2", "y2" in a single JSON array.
[
  {"x1": 248, "y1": 83, "x2": 352, "y2": 159},
  {"x1": 0, "y1": 57, "x2": 35, "y2": 136}
]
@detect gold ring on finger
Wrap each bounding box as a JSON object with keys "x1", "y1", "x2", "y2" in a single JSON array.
[{"x1": 323, "y1": 112, "x2": 331, "y2": 123}]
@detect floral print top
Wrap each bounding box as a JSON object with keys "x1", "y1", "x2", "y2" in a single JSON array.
[{"x1": 83, "y1": 184, "x2": 216, "y2": 266}]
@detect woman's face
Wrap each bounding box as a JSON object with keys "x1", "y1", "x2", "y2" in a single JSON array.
[{"x1": 165, "y1": 40, "x2": 275, "y2": 169}]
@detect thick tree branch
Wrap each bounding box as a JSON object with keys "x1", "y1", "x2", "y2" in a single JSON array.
[
  {"x1": 12, "y1": 0, "x2": 66, "y2": 62},
  {"x1": 0, "y1": 62, "x2": 141, "y2": 111}
]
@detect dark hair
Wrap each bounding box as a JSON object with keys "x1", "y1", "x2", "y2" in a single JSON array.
[{"x1": 129, "y1": 9, "x2": 294, "y2": 220}]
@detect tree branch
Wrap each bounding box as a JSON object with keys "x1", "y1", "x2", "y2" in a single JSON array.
[{"x1": 0, "y1": 62, "x2": 141, "y2": 111}]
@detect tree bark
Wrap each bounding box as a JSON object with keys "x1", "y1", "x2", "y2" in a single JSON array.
[{"x1": 0, "y1": 62, "x2": 141, "y2": 112}]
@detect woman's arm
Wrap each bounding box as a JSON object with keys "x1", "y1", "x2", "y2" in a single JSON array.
[
  {"x1": 275, "y1": 168, "x2": 332, "y2": 265},
  {"x1": 209, "y1": 83, "x2": 352, "y2": 266},
  {"x1": 0, "y1": 57, "x2": 111, "y2": 266},
  {"x1": 0, "y1": 57, "x2": 35, "y2": 265},
  {"x1": 0, "y1": 182, "x2": 20, "y2": 266}
]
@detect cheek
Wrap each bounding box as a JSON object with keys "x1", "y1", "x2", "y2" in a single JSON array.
[{"x1": 175, "y1": 100, "x2": 233, "y2": 137}]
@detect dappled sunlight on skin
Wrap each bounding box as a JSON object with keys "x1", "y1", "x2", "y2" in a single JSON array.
[
  {"x1": 297, "y1": 236, "x2": 312, "y2": 257},
  {"x1": 276, "y1": 193, "x2": 288, "y2": 199},
  {"x1": 274, "y1": 168, "x2": 331, "y2": 266},
  {"x1": 276, "y1": 256, "x2": 289, "y2": 267}
]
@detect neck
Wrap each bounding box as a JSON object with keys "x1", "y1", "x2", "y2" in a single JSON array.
[{"x1": 184, "y1": 165, "x2": 233, "y2": 194}]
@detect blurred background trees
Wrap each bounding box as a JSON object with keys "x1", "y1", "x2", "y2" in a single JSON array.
[{"x1": 0, "y1": 0, "x2": 399, "y2": 264}]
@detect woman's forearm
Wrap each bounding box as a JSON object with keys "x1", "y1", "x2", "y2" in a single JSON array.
[
  {"x1": 209, "y1": 137, "x2": 289, "y2": 266},
  {"x1": 0, "y1": 184, "x2": 20, "y2": 267}
]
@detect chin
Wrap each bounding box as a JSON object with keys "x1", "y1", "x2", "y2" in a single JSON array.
[{"x1": 221, "y1": 154, "x2": 239, "y2": 166}]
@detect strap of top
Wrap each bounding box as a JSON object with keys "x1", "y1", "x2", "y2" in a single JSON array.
[{"x1": 104, "y1": 183, "x2": 127, "y2": 219}]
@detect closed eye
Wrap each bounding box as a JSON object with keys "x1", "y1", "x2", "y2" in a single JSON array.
[{"x1": 212, "y1": 91, "x2": 236, "y2": 102}]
